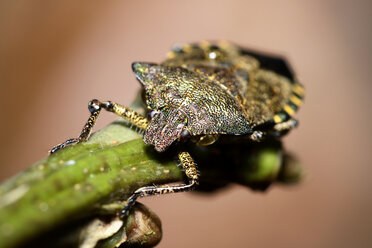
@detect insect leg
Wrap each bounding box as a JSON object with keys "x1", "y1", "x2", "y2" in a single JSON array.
[
  {"x1": 50, "y1": 99, "x2": 148, "y2": 154},
  {"x1": 121, "y1": 151, "x2": 199, "y2": 217},
  {"x1": 273, "y1": 119, "x2": 298, "y2": 132},
  {"x1": 250, "y1": 131, "x2": 264, "y2": 141},
  {"x1": 249, "y1": 119, "x2": 298, "y2": 142}
]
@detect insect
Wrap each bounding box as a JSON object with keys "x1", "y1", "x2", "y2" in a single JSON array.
[{"x1": 50, "y1": 40, "x2": 304, "y2": 216}]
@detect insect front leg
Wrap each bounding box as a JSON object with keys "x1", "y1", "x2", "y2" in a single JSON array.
[
  {"x1": 121, "y1": 151, "x2": 199, "y2": 217},
  {"x1": 50, "y1": 99, "x2": 148, "y2": 154}
]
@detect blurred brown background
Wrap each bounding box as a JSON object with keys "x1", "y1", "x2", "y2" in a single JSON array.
[{"x1": 0, "y1": 1, "x2": 371, "y2": 247}]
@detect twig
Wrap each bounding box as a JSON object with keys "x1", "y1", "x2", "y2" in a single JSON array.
[{"x1": 0, "y1": 117, "x2": 302, "y2": 248}]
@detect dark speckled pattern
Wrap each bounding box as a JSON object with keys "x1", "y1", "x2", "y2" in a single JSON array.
[{"x1": 133, "y1": 41, "x2": 304, "y2": 151}]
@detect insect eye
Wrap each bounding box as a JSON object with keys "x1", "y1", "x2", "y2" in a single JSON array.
[
  {"x1": 147, "y1": 110, "x2": 161, "y2": 120},
  {"x1": 180, "y1": 129, "x2": 191, "y2": 142}
]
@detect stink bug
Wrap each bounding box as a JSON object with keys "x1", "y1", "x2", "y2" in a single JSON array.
[{"x1": 51, "y1": 41, "x2": 304, "y2": 216}]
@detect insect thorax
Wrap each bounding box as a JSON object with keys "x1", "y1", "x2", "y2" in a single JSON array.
[{"x1": 131, "y1": 41, "x2": 304, "y2": 152}]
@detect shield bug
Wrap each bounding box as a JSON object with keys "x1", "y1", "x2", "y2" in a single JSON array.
[{"x1": 51, "y1": 41, "x2": 304, "y2": 216}]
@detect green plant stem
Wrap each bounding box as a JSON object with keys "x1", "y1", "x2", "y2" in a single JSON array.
[
  {"x1": 0, "y1": 118, "x2": 302, "y2": 248},
  {"x1": 0, "y1": 121, "x2": 181, "y2": 248}
]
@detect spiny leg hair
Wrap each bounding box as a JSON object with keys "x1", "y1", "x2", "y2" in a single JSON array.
[
  {"x1": 50, "y1": 99, "x2": 148, "y2": 154},
  {"x1": 121, "y1": 151, "x2": 199, "y2": 217}
]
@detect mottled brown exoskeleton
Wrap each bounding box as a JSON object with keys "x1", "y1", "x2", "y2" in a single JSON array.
[{"x1": 51, "y1": 41, "x2": 304, "y2": 216}]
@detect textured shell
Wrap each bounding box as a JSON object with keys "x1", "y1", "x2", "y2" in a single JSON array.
[
  {"x1": 132, "y1": 41, "x2": 304, "y2": 147},
  {"x1": 163, "y1": 41, "x2": 304, "y2": 129},
  {"x1": 133, "y1": 62, "x2": 253, "y2": 136}
]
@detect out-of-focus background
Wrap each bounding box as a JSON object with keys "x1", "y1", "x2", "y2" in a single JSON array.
[{"x1": 0, "y1": 1, "x2": 371, "y2": 247}]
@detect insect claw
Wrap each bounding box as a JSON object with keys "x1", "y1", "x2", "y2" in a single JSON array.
[{"x1": 50, "y1": 138, "x2": 78, "y2": 154}]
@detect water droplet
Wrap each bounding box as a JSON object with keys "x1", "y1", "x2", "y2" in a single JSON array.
[{"x1": 65, "y1": 160, "x2": 76, "y2": 166}]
